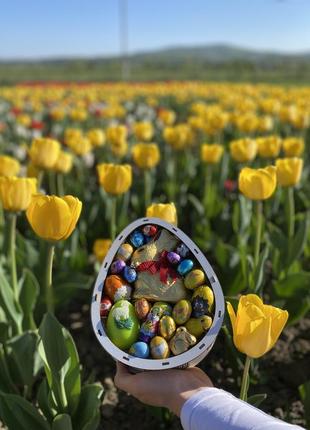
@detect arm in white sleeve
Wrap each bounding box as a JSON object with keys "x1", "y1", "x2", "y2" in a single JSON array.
[{"x1": 180, "y1": 387, "x2": 305, "y2": 430}]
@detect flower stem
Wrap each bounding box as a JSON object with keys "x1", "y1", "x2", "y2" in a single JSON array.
[
  {"x1": 8, "y1": 213, "x2": 18, "y2": 300},
  {"x1": 48, "y1": 171, "x2": 56, "y2": 195},
  {"x1": 240, "y1": 355, "x2": 252, "y2": 401},
  {"x1": 110, "y1": 196, "x2": 117, "y2": 241},
  {"x1": 254, "y1": 200, "x2": 263, "y2": 268},
  {"x1": 44, "y1": 243, "x2": 55, "y2": 313},
  {"x1": 286, "y1": 187, "x2": 295, "y2": 238},
  {"x1": 57, "y1": 173, "x2": 65, "y2": 196},
  {"x1": 203, "y1": 165, "x2": 212, "y2": 213},
  {"x1": 144, "y1": 169, "x2": 152, "y2": 210}
]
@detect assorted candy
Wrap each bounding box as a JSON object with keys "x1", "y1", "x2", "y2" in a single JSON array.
[{"x1": 101, "y1": 224, "x2": 215, "y2": 360}]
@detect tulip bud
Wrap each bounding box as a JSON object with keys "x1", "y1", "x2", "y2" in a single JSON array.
[
  {"x1": 0, "y1": 177, "x2": 37, "y2": 211},
  {"x1": 97, "y1": 163, "x2": 132, "y2": 195}
]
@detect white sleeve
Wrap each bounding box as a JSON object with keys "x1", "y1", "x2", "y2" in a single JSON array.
[{"x1": 180, "y1": 387, "x2": 305, "y2": 430}]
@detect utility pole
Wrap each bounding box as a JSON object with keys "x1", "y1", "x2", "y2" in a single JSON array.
[{"x1": 119, "y1": 0, "x2": 130, "y2": 81}]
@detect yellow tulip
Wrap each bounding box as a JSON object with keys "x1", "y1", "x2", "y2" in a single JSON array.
[
  {"x1": 0, "y1": 155, "x2": 20, "y2": 177},
  {"x1": 87, "y1": 129, "x2": 106, "y2": 147},
  {"x1": 29, "y1": 138, "x2": 61, "y2": 170},
  {"x1": 53, "y1": 151, "x2": 73, "y2": 174},
  {"x1": 64, "y1": 128, "x2": 82, "y2": 146},
  {"x1": 133, "y1": 122, "x2": 154, "y2": 142},
  {"x1": 239, "y1": 166, "x2": 277, "y2": 200},
  {"x1": 201, "y1": 144, "x2": 224, "y2": 164},
  {"x1": 26, "y1": 195, "x2": 82, "y2": 241},
  {"x1": 106, "y1": 125, "x2": 127, "y2": 145},
  {"x1": 50, "y1": 108, "x2": 66, "y2": 121},
  {"x1": 27, "y1": 163, "x2": 40, "y2": 179},
  {"x1": 227, "y1": 294, "x2": 288, "y2": 358},
  {"x1": 68, "y1": 136, "x2": 92, "y2": 156},
  {"x1": 132, "y1": 143, "x2": 160, "y2": 169},
  {"x1": 163, "y1": 124, "x2": 194, "y2": 150},
  {"x1": 158, "y1": 109, "x2": 176, "y2": 125},
  {"x1": 69, "y1": 108, "x2": 87, "y2": 122},
  {"x1": 93, "y1": 239, "x2": 112, "y2": 262},
  {"x1": 146, "y1": 202, "x2": 177, "y2": 225},
  {"x1": 256, "y1": 135, "x2": 282, "y2": 158},
  {"x1": 111, "y1": 139, "x2": 128, "y2": 158},
  {"x1": 230, "y1": 138, "x2": 257, "y2": 163},
  {"x1": 97, "y1": 164, "x2": 132, "y2": 195},
  {"x1": 275, "y1": 158, "x2": 303, "y2": 187},
  {"x1": 282, "y1": 137, "x2": 304, "y2": 157},
  {"x1": 16, "y1": 114, "x2": 31, "y2": 127},
  {"x1": 0, "y1": 177, "x2": 37, "y2": 211}
]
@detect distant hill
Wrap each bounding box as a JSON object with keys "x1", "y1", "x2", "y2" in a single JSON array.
[{"x1": 1, "y1": 44, "x2": 310, "y2": 84}]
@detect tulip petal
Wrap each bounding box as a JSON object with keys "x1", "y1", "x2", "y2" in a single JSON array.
[
  {"x1": 62, "y1": 196, "x2": 83, "y2": 239},
  {"x1": 226, "y1": 302, "x2": 236, "y2": 332}
]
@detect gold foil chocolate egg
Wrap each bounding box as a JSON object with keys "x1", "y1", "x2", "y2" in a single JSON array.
[
  {"x1": 184, "y1": 269, "x2": 205, "y2": 290},
  {"x1": 169, "y1": 327, "x2": 197, "y2": 356},
  {"x1": 172, "y1": 299, "x2": 192, "y2": 325},
  {"x1": 104, "y1": 275, "x2": 132, "y2": 302},
  {"x1": 159, "y1": 315, "x2": 176, "y2": 340},
  {"x1": 192, "y1": 286, "x2": 214, "y2": 310},
  {"x1": 150, "y1": 336, "x2": 170, "y2": 359},
  {"x1": 116, "y1": 243, "x2": 134, "y2": 261},
  {"x1": 185, "y1": 316, "x2": 213, "y2": 338},
  {"x1": 134, "y1": 298, "x2": 151, "y2": 320}
]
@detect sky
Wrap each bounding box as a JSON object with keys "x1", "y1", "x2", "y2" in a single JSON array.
[{"x1": 1, "y1": 0, "x2": 310, "y2": 59}]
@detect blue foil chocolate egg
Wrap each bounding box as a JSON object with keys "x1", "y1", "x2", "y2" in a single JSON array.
[
  {"x1": 111, "y1": 259, "x2": 126, "y2": 274},
  {"x1": 139, "y1": 313, "x2": 160, "y2": 343},
  {"x1": 176, "y1": 243, "x2": 190, "y2": 258},
  {"x1": 130, "y1": 230, "x2": 145, "y2": 248},
  {"x1": 129, "y1": 341, "x2": 150, "y2": 358},
  {"x1": 177, "y1": 259, "x2": 194, "y2": 276},
  {"x1": 123, "y1": 266, "x2": 137, "y2": 283},
  {"x1": 167, "y1": 251, "x2": 181, "y2": 265}
]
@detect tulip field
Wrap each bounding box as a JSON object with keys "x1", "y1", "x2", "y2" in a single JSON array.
[{"x1": 0, "y1": 81, "x2": 309, "y2": 429}]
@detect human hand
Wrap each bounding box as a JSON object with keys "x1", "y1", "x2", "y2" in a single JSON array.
[{"x1": 114, "y1": 362, "x2": 213, "y2": 416}]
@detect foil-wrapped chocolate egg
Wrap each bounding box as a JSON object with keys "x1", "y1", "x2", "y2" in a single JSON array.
[
  {"x1": 123, "y1": 266, "x2": 137, "y2": 283},
  {"x1": 116, "y1": 243, "x2": 133, "y2": 261},
  {"x1": 129, "y1": 341, "x2": 150, "y2": 359},
  {"x1": 100, "y1": 296, "x2": 112, "y2": 318},
  {"x1": 106, "y1": 300, "x2": 140, "y2": 350},
  {"x1": 134, "y1": 298, "x2": 151, "y2": 320},
  {"x1": 167, "y1": 251, "x2": 181, "y2": 265},
  {"x1": 111, "y1": 259, "x2": 126, "y2": 274},
  {"x1": 159, "y1": 315, "x2": 176, "y2": 340},
  {"x1": 172, "y1": 299, "x2": 192, "y2": 325},
  {"x1": 139, "y1": 313, "x2": 160, "y2": 343},
  {"x1": 104, "y1": 275, "x2": 132, "y2": 302},
  {"x1": 150, "y1": 336, "x2": 169, "y2": 359},
  {"x1": 176, "y1": 243, "x2": 190, "y2": 258},
  {"x1": 151, "y1": 302, "x2": 172, "y2": 318},
  {"x1": 169, "y1": 327, "x2": 197, "y2": 356},
  {"x1": 177, "y1": 259, "x2": 194, "y2": 276},
  {"x1": 142, "y1": 225, "x2": 157, "y2": 237},
  {"x1": 185, "y1": 316, "x2": 212, "y2": 338},
  {"x1": 184, "y1": 269, "x2": 205, "y2": 290},
  {"x1": 192, "y1": 286, "x2": 214, "y2": 313},
  {"x1": 130, "y1": 230, "x2": 145, "y2": 248}
]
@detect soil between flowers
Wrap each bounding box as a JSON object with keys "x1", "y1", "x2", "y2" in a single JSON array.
[{"x1": 59, "y1": 299, "x2": 309, "y2": 430}]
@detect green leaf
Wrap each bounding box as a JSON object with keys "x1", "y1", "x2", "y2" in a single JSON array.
[
  {"x1": 6, "y1": 331, "x2": 42, "y2": 388},
  {"x1": 19, "y1": 269, "x2": 39, "y2": 330},
  {"x1": 73, "y1": 383, "x2": 103, "y2": 430},
  {"x1": 188, "y1": 193, "x2": 205, "y2": 216},
  {"x1": 38, "y1": 313, "x2": 81, "y2": 415},
  {"x1": 0, "y1": 266, "x2": 23, "y2": 334},
  {"x1": 0, "y1": 391, "x2": 50, "y2": 430},
  {"x1": 0, "y1": 345, "x2": 18, "y2": 394},
  {"x1": 299, "y1": 380, "x2": 310, "y2": 427},
  {"x1": 52, "y1": 414, "x2": 73, "y2": 430},
  {"x1": 274, "y1": 272, "x2": 310, "y2": 298},
  {"x1": 16, "y1": 231, "x2": 39, "y2": 270},
  {"x1": 247, "y1": 393, "x2": 267, "y2": 407},
  {"x1": 37, "y1": 378, "x2": 57, "y2": 423},
  {"x1": 285, "y1": 296, "x2": 310, "y2": 325},
  {"x1": 253, "y1": 246, "x2": 269, "y2": 293},
  {"x1": 285, "y1": 214, "x2": 309, "y2": 268}
]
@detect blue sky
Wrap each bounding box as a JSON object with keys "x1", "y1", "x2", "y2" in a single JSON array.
[{"x1": 1, "y1": 0, "x2": 310, "y2": 59}]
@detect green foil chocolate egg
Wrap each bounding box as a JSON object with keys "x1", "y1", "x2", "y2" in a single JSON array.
[
  {"x1": 150, "y1": 336, "x2": 170, "y2": 359},
  {"x1": 106, "y1": 300, "x2": 140, "y2": 350},
  {"x1": 172, "y1": 299, "x2": 192, "y2": 325},
  {"x1": 159, "y1": 315, "x2": 176, "y2": 340},
  {"x1": 184, "y1": 269, "x2": 205, "y2": 290}
]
